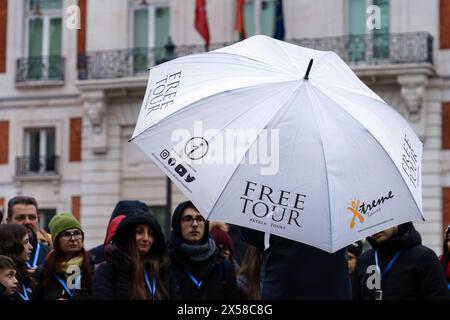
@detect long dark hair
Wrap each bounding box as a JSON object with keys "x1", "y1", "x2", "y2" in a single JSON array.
[
  {"x1": 124, "y1": 224, "x2": 170, "y2": 300},
  {"x1": 0, "y1": 224, "x2": 35, "y2": 288},
  {"x1": 238, "y1": 245, "x2": 262, "y2": 300},
  {"x1": 43, "y1": 231, "x2": 93, "y2": 289}
]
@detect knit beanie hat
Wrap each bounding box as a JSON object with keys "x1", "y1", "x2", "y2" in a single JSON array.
[
  {"x1": 210, "y1": 226, "x2": 234, "y2": 258},
  {"x1": 49, "y1": 213, "x2": 82, "y2": 240}
]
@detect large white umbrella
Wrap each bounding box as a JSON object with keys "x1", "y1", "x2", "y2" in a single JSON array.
[{"x1": 131, "y1": 35, "x2": 423, "y2": 253}]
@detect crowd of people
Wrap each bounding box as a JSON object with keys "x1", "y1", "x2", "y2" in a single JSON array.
[{"x1": 0, "y1": 195, "x2": 449, "y2": 300}]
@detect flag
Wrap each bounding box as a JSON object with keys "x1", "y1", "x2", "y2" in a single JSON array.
[
  {"x1": 273, "y1": 0, "x2": 285, "y2": 40},
  {"x1": 195, "y1": 0, "x2": 210, "y2": 48},
  {"x1": 235, "y1": 0, "x2": 246, "y2": 40}
]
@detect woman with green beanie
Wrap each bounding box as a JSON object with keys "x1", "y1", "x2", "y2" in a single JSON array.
[{"x1": 34, "y1": 213, "x2": 93, "y2": 300}]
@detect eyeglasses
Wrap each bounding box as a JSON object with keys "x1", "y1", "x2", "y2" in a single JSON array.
[
  {"x1": 181, "y1": 215, "x2": 205, "y2": 225},
  {"x1": 60, "y1": 230, "x2": 83, "y2": 241}
]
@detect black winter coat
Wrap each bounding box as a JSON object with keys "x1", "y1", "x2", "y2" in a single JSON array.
[
  {"x1": 170, "y1": 247, "x2": 239, "y2": 300},
  {"x1": 33, "y1": 255, "x2": 94, "y2": 300},
  {"x1": 353, "y1": 223, "x2": 450, "y2": 300},
  {"x1": 241, "y1": 227, "x2": 351, "y2": 300},
  {"x1": 92, "y1": 245, "x2": 180, "y2": 300}
]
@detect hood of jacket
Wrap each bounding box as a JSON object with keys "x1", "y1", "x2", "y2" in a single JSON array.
[
  {"x1": 103, "y1": 200, "x2": 150, "y2": 246},
  {"x1": 170, "y1": 201, "x2": 210, "y2": 245},
  {"x1": 367, "y1": 222, "x2": 422, "y2": 254},
  {"x1": 111, "y1": 210, "x2": 167, "y2": 258}
]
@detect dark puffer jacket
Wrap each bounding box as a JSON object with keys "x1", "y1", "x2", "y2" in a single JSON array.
[
  {"x1": 353, "y1": 222, "x2": 450, "y2": 300},
  {"x1": 92, "y1": 210, "x2": 180, "y2": 300},
  {"x1": 169, "y1": 201, "x2": 239, "y2": 300}
]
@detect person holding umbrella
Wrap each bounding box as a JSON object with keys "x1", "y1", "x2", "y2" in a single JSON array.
[
  {"x1": 92, "y1": 208, "x2": 179, "y2": 300},
  {"x1": 168, "y1": 201, "x2": 238, "y2": 300},
  {"x1": 440, "y1": 224, "x2": 450, "y2": 290},
  {"x1": 353, "y1": 222, "x2": 449, "y2": 300}
]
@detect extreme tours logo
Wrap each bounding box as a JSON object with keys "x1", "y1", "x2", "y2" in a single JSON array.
[
  {"x1": 239, "y1": 180, "x2": 306, "y2": 230},
  {"x1": 347, "y1": 191, "x2": 394, "y2": 229}
]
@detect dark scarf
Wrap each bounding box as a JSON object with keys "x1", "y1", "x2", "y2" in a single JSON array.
[{"x1": 170, "y1": 233, "x2": 216, "y2": 263}]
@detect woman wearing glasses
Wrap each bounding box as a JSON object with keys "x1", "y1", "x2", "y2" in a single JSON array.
[
  {"x1": 92, "y1": 208, "x2": 180, "y2": 300},
  {"x1": 168, "y1": 201, "x2": 238, "y2": 300},
  {"x1": 34, "y1": 213, "x2": 93, "y2": 300}
]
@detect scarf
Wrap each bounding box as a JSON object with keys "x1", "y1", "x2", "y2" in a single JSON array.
[
  {"x1": 56, "y1": 255, "x2": 83, "y2": 277},
  {"x1": 174, "y1": 237, "x2": 217, "y2": 263}
]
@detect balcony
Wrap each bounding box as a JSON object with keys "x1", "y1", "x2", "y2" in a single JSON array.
[
  {"x1": 15, "y1": 156, "x2": 60, "y2": 181},
  {"x1": 76, "y1": 32, "x2": 433, "y2": 82},
  {"x1": 16, "y1": 56, "x2": 65, "y2": 86}
]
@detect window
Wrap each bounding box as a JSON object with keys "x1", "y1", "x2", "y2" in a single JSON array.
[
  {"x1": 348, "y1": 0, "x2": 390, "y2": 61},
  {"x1": 39, "y1": 208, "x2": 56, "y2": 232},
  {"x1": 25, "y1": 128, "x2": 56, "y2": 173},
  {"x1": 372, "y1": 0, "x2": 389, "y2": 59},
  {"x1": 244, "y1": 0, "x2": 276, "y2": 37},
  {"x1": 26, "y1": 0, "x2": 63, "y2": 79},
  {"x1": 149, "y1": 205, "x2": 170, "y2": 236},
  {"x1": 131, "y1": 1, "x2": 170, "y2": 72}
]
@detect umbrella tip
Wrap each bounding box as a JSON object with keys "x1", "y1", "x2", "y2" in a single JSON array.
[{"x1": 304, "y1": 59, "x2": 314, "y2": 80}]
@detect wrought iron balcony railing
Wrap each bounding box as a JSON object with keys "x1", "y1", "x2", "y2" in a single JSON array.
[
  {"x1": 16, "y1": 56, "x2": 65, "y2": 83},
  {"x1": 77, "y1": 32, "x2": 433, "y2": 80},
  {"x1": 16, "y1": 156, "x2": 59, "y2": 177}
]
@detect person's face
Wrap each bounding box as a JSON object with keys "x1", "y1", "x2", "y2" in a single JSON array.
[
  {"x1": 219, "y1": 245, "x2": 231, "y2": 260},
  {"x1": 58, "y1": 229, "x2": 83, "y2": 255},
  {"x1": 19, "y1": 234, "x2": 33, "y2": 262},
  {"x1": 9, "y1": 204, "x2": 39, "y2": 238},
  {"x1": 0, "y1": 268, "x2": 19, "y2": 296},
  {"x1": 180, "y1": 207, "x2": 205, "y2": 245},
  {"x1": 135, "y1": 224, "x2": 154, "y2": 256},
  {"x1": 347, "y1": 252, "x2": 357, "y2": 275},
  {"x1": 371, "y1": 226, "x2": 398, "y2": 244}
]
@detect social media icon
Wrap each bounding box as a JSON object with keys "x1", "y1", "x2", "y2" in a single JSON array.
[{"x1": 160, "y1": 149, "x2": 170, "y2": 159}]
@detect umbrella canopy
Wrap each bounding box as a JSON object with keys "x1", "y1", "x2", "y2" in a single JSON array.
[{"x1": 131, "y1": 35, "x2": 423, "y2": 253}]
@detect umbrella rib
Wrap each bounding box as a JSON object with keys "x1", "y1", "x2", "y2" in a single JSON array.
[
  {"x1": 207, "y1": 82, "x2": 302, "y2": 222},
  {"x1": 132, "y1": 79, "x2": 298, "y2": 142},
  {"x1": 311, "y1": 84, "x2": 424, "y2": 223},
  {"x1": 303, "y1": 83, "x2": 335, "y2": 251}
]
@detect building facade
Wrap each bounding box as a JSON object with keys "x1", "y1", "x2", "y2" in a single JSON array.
[{"x1": 0, "y1": 0, "x2": 449, "y2": 252}]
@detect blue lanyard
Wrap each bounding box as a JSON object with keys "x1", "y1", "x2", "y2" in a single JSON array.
[
  {"x1": 17, "y1": 284, "x2": 30, "y2": 301},
  {"x1": 144, "y1": 272, "x2": 156, "y2": 300},
  {"x1": 375, "y1": 250, "x2": 401, "y2": 280},
  {"x1": 55, "y1": 275, "x2": 81, "y2": 300},
  {"x1": 186, "y1": 271, "x2": 203, "y2": 289},
  {"x1": 26, "y1": 242, "x2": 41, "y2": 269}
]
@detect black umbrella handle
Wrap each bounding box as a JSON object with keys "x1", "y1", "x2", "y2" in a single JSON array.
[{"x1": 304, "y1": 59, "x2": 314, "y2": 80}]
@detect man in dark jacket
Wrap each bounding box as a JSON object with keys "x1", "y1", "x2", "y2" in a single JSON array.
[
  {"x1": 89, "y1": 200, "x2": 150, "y2": 264},
  {"x1": 169, "y1": 201, "x2": 239, "y2": 300},
  {"x1": 353, "y1": 222, "x2": 450, "y2": 300},
  {"x1": 7, "y1": 196, "x2": 51, "y2": 271},
  {"x1": 241, "y1": 227, "x2": 351, "y2": 299}
]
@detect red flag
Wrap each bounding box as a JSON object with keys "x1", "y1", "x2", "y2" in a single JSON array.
[
  {"x1": 195, "y1": 0, "x2": 210, "y2": 48},
  {"x1": 235, "y1": 0, "x2": 246, "y2": 39}
]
